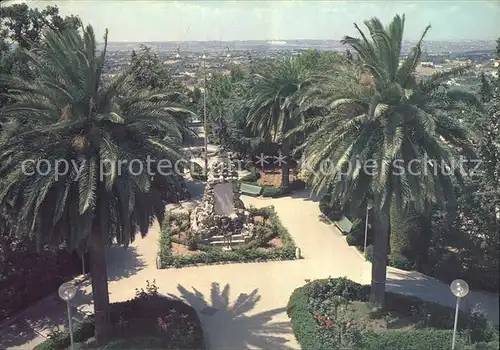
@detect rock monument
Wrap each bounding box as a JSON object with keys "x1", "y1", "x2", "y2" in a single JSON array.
[{"x1": 190, "y1": 155, "x2": 254, "y2": 249}]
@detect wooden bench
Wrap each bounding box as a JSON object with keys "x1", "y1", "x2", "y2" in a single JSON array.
[
  {"x1": 239, "y1": 183, "x2": 262, "y2": 196},
  {"x1": 334, "y1": 215, "x2": 353, "y2": 234}
]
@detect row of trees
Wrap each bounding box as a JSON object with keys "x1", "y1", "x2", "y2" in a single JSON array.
[
  {"x1": 0, "y1": 4, "x2": 498, "y2": 343},
  {"x1": 203, "y1": 15, "x2": 499, "y2": 306}
]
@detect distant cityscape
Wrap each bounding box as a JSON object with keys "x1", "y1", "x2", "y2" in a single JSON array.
[{"x1": 101, "y1": 39, "x2": 499, "y2": 93}]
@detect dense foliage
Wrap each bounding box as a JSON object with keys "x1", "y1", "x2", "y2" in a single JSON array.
[
  {"x1": 158, "y1": 205, "x2": 296, "y2": 268},
  {"x1": 34, "y1": 280, "x2": 205, "y2": 350},
  {"x1": 0, "y1": 244, "x2": 86, "y2": 322},
  {"x1": 0, "y1": 22, "x2": 191, "y2": 343},
  {"x1": 287, "y1": 278, "x2": 499, "y2": 350}
]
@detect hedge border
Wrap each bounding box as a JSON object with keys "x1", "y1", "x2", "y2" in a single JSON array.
[
  {"x1": 287, "y1": 278, "x2": 499, "y2": 350},
  {"x1": 158, "y1": 206, "x2": 297, "y2": 268}
]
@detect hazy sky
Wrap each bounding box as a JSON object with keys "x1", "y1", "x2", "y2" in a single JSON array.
[{"x1": 7, "y1": 1, "x2": 500, "y2": 41}]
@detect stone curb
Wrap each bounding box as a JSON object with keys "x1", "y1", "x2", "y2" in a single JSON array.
[{"x1": 0, "y1": 273, "x2": 90, "y2": 331}]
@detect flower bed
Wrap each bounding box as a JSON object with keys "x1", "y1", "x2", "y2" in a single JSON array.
[
  {"x1": 34, "y1": 280, "x2": 205, "y2": 350},
  {"x1": 158, "y1": 205, "x2": 297, "y2": 268},
  {"x1": 287, "y1": 277, "x2": 499, "y2": 350}
]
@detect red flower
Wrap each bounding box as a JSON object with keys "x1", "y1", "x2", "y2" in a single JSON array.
[{"x1": 325, "y1": 319, "x2": 332, "y2": 328}]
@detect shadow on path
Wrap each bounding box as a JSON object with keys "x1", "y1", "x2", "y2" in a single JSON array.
[
  {"x1": 105, "y1": 245, "x2": 146, "y2": 281},
  {"x1": 288, "y1": 189, "x2": 321, "y2": 202},
  {"x1": 168, "y1": 282, "x2": 295, "y2": 349},
  {"x1": 386, "y1": 270, "x2": 500, "y2": 324}
]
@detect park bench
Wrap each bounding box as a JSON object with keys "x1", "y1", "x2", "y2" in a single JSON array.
[
  {"x1": 239, "y1": 182, "x2": 262, "y2": 196},
  {"x1": 334, "y1": 215, "x2": 353, "y2": 234}
]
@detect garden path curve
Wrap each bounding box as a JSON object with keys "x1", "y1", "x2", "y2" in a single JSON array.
[{"x1": 3, "y1": 187, "x2": 499, "y2": 349}]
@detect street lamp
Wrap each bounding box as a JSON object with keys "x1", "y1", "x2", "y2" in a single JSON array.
[
  {"x1": 202, "y1": 53, "x2": 208, "y2": 174},
  {"x1": 364, "y1": 199, "x2": 373, "y2": 259},
  {"x1": 58, "y1": 282, "x2": 77, "y2": 350},
  {"x1": 450, "y1": 279, "x2": 469, "y2": 349}
]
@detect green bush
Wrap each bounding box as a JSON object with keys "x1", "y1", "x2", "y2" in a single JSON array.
[
  {"x1": 319, "y1": 194, "x2": 343, "y2": 221},
  {"x1": 101, "y1": 337, "x2": 166, "y2": 349},
  {"x1": 346, "y1": 233, "x2": 362, "y2": 246},
  {"x1": 158, "y1": 206, "x2": 296, "y2": 268},
  {"x1": 287, "y1": 278, "x2": 497, "y2": 350},
  {"x1": 34, "y1": 315, "x2": 95, "y2": 350},
  {"x1": 261, "y1": 186, "x2": 283, "y2": 197},
  {"x1": 365, "y1": 245, "x2": 374, "y2": 262},
  {"x1": 35, "y1": 282, "x2": 205, "y2": 350},
  {"x1": 389, "y1": 252, "x2": 412, "y2": 270},
  {"x1": 362, "y1": 329, "x2": 468, "y2": 350},
  {"x1": 157, "y1": 215, "x2": 174, "y2": 268},
  {"x1": 287, "y1": 282, "x2": 323, "y2": 350}
]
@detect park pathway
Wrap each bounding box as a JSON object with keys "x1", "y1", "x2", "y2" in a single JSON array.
[{"x1": 2, "y1": 188, "x2": 499, "y2": 349}]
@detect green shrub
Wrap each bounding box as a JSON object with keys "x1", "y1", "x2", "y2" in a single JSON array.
[
  {"x1": 36, "y1": 282, "x2": 205, "y2": 350},
  {"x1": 34, "y1": 315, "x2": 95, "y2": 350},
  {"x1": 389, "y1": 253, "x2": 412, "y2": 270},
  {"x1": 157, "y1": 215, "x2": 173, "y2": 268},
  {"x1": 362, "y1": 329, "x2": 468, "y2": 350},
  {"x1": 101, "y1": 336, "x2": 166, "y2": 349},
  {"x1": 261, "y1": 186, "x2": 283, "y2": 197},
  {"x1": 319, "y1": 194, "x2": 343, "y2": 221},
  {"x1": 287, "y1": 278, "x2": 497, "y2": 350},
  {"x1": 287, "y1": 283, "x2": 323, "y2": 350},
  {"x1": 384, "y1": 292, "x2": 471, "y2": 330},
  {"x1": 346, "y1": 233, "x2": 362, "y2": 246},
  {"x1": 365, "y1": 245, "x2": 374, "y2": 262}
]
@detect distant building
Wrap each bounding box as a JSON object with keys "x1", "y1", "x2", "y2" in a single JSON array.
[{"x1": 421, "y1": 61, "x2": 435, "y2": 68}]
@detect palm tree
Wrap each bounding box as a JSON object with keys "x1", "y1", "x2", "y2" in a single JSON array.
[
  {"x1": 246, "y1": 56, "x2": 312, "y2": 187},
  {"x1": 299, "y1": 14, "x2": 477, "y2": 308},
  {"x1": 0, "y1": 23, "x2": 191, "y2": 343}
]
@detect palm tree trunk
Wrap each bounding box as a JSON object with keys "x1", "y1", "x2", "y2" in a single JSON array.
[
  {"x1": 281, "y1": 143, "x2": 290, "y2": 188},
  {"x1": 370, "y1": 207, "x2": 390, "y2": 309},
  {"x1": 281, "y1": 156, "x2": 290, "y2": 188},
  {"x1": 87, "y1": 229, "x2": 111, "y2": 344}
]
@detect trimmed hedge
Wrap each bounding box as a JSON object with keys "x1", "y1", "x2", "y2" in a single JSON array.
[
  {"x1": 287, "y1": 278, "x2": 498, "y2": 350},
  {"x1": 158, "y1": 205, "x2": 296, "y2": 268},
  {"x1": 362, "y1": 329, "x2": 468, "y2": 350}
]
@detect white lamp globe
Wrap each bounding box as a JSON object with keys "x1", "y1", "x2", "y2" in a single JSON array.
[
  {"x1": 450, "y1": 279, "x2": 469, "y2": 298},
  {"x1": 58, "y1": 282, "x2": 77, "y2": 301},
  {"x1": 367, "y1": 200, "x2": 373, "y2": 210}
]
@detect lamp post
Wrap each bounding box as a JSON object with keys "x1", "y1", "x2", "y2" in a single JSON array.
[
  {"x1": 450, "y1": 279, "x2": 469, "y2": 349},
  {"x1": 364, "y1": 200, "x2": 373, "y2": 259},
  {"x1": 58, "y1": 282, "x2": 77, "y2": 350},
  {"x1": 202, "y1": 53, "x2": 208, "y2": 174}
]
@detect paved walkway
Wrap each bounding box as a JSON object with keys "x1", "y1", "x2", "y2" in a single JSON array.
[{"x1": 2, "y1": 187, "x2": 499, "y2": 349}]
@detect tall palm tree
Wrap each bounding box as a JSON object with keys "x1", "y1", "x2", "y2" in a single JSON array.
[
  {"x1": 298, "y1": 14, "x2": 477, "y2": 308},
  {"x1": 0, "y1": 23, "x2": 191, "y2": 343},
  {"x1": 246, "y1": 56, "x2": 312, "y2": 187}
]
